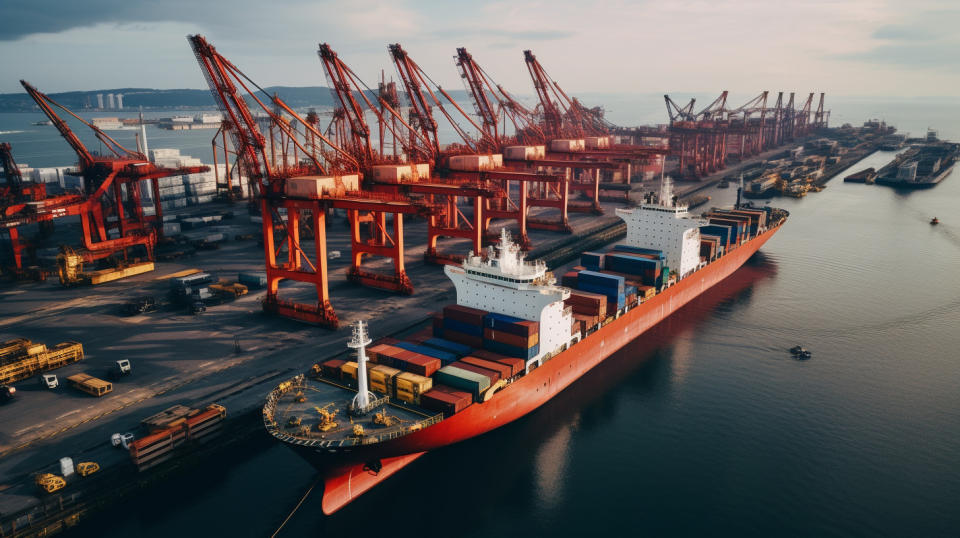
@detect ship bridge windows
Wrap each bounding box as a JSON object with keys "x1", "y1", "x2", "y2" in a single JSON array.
[{"x1": 465, "y1": 269, "x2": 532, "y2": 283}]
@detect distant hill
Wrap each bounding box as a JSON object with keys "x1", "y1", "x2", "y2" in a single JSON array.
[{"x1": 0, "y1": 85, "x2": 477, "y2": 113}]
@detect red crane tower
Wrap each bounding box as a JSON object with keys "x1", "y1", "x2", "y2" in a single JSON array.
[
  {"x1": 2, "y1": 85, "x2": 207, "y2": 280},
  {"x1": 316, "y1": 42, "x2": 500, "y2": 265},
  {"x1": 189, "y1": 34, "x2": 432, "y2": 328}
]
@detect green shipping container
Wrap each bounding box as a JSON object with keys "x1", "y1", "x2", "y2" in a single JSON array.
[{"x1": 433, "y1": 365, "x2": 490, "y2": 400}]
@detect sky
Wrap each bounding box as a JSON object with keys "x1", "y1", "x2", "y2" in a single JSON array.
[{"x1": 1, "y1": 0, "x2": 959, "y2": 98}]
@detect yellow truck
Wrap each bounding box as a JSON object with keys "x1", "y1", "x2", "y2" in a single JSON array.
[{"x1": 66, "y1": 373, "x2": 113, "y2": 397}]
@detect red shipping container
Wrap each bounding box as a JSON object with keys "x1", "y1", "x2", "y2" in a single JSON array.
[
  {"x1": 406, "y1": 328, "x2": 433, "y2": 343},
  {"x1": 450, "y1": 361, "x2": 500, "y2": 383},
  {"x1": 483, "y1": 328, "x2": 538, "y2": 349},
  {"x1": 402, "y1": 353, "x2": 441, "y2": 377},
  {"x1": 421, "y1": 386, "x2": 472, "y2": 414},
  {"x1": 443, "y1": 305, "x2": 488, "y2": 326},
  {"x1": 441, "y1": 328, "x2": 483, "y2": 349},
  {"x1": 470, "y1": 350, "x2": 524, "y2": 376},
  {"x1": 460, "y1": 356, "x2": 513, "y2": 380},
  {"x1": 322, "y1": 358, "x2": 345, "y2": 379},
  {"x1": 571, "y1": 265, "x2": 586, "y2": 272}
]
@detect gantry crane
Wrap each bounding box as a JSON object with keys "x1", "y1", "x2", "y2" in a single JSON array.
[
  {"x1": 521, "y1": 50, "x2": 668, "y2": 210},
  {"x1": 2, "y1": 85, "x2": 207, "y2": 279},
  {"x1": 190, "y1": 34, "x2": 433, "y2": 328},
  {"x1": 316, "y1": 42, "x2": 499, "y2": 265}
]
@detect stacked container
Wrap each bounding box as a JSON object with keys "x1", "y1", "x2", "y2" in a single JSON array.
[
  {"x1": 603, "y1": 253, "x2": 662, "y2": 287},
  {"x1": 470, "y1": 349, "x2": 526, "y2": 377},
  {"x1": 482, "y1": 313, "x2": 540, "y2": 360},
  {"x1": 580, "y1": 252, "x2": 605, "y2": 271},
  {"x1": 433, "y1": 365, "x2": 491, "y2": 400},
  {"x1": 395, "y1": 372, "x2": 433, "y2": 404},
  {"x1": 576, "y1": 270, "x2": 626, "y2": 311},
  {"x1": 437, "y1": 305, "x2": 487, "y2": 348},
  {"x1": 420, "y1": 385, "x2": 472, "y2": 415}
]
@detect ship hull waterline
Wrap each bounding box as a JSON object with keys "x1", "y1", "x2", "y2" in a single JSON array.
[{"x1": 287, "y1": 223, "x2": 782, "y2": 513}]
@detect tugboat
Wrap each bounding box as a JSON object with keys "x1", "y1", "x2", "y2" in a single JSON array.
[{"x1": 931, "y1": 217, "x2": 940, "y2": 225}]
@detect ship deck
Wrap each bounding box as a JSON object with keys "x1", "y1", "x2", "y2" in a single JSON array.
[{"x1": 264, "y1": 376, "x2": 440, "y2": 449}]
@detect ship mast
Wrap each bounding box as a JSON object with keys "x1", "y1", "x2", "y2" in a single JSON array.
[{"x1": 347, "y1": 320, "x2": 375, "y2": 412}]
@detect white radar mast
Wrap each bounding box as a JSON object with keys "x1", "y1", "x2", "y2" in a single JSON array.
[{"x1": 347, "y1": 320, "x2": 375, "y2": 411}]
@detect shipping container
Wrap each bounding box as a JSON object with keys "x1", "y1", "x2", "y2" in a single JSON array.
[
  {"x1": 576, "y1": 270, "x2": 625, "y2": 292},
  {"x1": 564, "y1": 290, "x2": 608, "y2": 318},
  {"x1": 483, "y1": 328, "x2": 539, "y2": 349},
  {"x1": 420, "y1": 386, "x2": 472, "y2": 415},
  {"x1": 483, "y1": 339, "x2": 540, "y2": 360},
  {"x1": 423, "y1": 337, "x2": 472, "y2": 357},
  {"x1": 470, "y1": 350, "x2": 525, "y2": 377},
  {"x1": 394, "y1": 372, "x2": 433, "y2": 404},
  {"x1": 340, "y1": 361, "x2": 358, "y2": 380},
  {"x1": 437, "y1": 328, "x2": 484, "y2": 349},
  {"x1": 442, "y1": 317, "x2": 484, "y2": 337},
  {"x1": 483, "y1": 313, "x2": 539, "y2": 336},
  {"x1": 434, "y1": 366, "x2": 490, "y2": 400},
  {"x1": 392, "y1": 342, "x2": 457, "y2": 363},
  {"x1": 443, "y1": 305, "x2": 488, "y2": 325},
  {"x1": 459, "y1": 356, "x2": 514, "y2": 380},
  {"x1": 580, "y1": 252, "x2": 604, "y2": 271},
  {"x1": 612, "y1": 245, "x2": 665, "y2": 260},
  {"x1": 321, "y1": 359, "x2": 346, "y2": 379},
  {"x1": 398, "y1": 353, "x2": 441, "y2": 377}
]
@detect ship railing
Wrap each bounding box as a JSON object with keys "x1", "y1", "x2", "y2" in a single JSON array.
[{"x1": 268, "y1": 413, "x2": 444, "y2": 448}]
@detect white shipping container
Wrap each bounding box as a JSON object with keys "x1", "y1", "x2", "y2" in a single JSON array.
[
  {"x1": 550, "y1": 139, "x2": 586, "y2": 152},
  {"x1": 448, "y1": 154, "x2": 493, "y2": 171},
  {"x1": 372, "y1": 164, "x2": 414, "y2": 184},
  {"x1": 285, "y1": 174, "x2": 359, "y2": 198},
  {"x1": 504, "y1": 146, "x2": 536, "y2": 160},
  {"x1": 585, "y1": 136, "x2": 611, "y2": 149}
]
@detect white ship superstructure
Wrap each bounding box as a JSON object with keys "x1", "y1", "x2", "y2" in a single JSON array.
[
  {"x1": 444, "y1": 229, "x2": 574, "y2": 368},
  {"x1": 615, "y1": 178, "x2": 704, "y2": 278}
]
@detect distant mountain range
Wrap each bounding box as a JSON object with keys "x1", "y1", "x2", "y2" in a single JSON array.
[{"x1": 0, "y1": 86, "x2": 478, "y2": 112}]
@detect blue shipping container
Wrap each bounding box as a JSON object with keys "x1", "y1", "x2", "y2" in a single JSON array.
[
  {"x1": 392, "y1": 342, "x2": 457, "y2": 363},
  {"x1": 577, "y1": 282, "x2": 626, "y2": 307},
  {"x1": 484, "y1": 312, "x2": 525, "y2": 327},
  {"x1": 580, "y1": 252, "x2": 604, "y2": 271},
  {"x1": 700, "y1": 225, "x2": 732, "y2": 246},
  {"x1": 605, "y1": 253, "x2": 662, "y2": 274},
  {"x1": 612, "y1": 245, "x2": 665, "y2": 260},
  {"x1": 577, "y1": 270, "x2": 625, "y2": 292},
  {"x1": 443, "y1": 317, "x2": 483, "y2": 337},
  {"x1": 423, "y1": 337, "x2": 472, "y2": 357},
  {"x1": 482, "y1": 339, "x2": 540, "y2": 360}
]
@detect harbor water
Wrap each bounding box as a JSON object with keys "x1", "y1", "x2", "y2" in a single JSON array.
[{"x1": 2, "y1": 100, "x2": 958, "y2": 537}]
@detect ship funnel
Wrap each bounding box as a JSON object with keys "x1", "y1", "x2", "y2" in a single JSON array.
[{"x1": 347, "y1": 320, "x2": 374, "y2": 412}]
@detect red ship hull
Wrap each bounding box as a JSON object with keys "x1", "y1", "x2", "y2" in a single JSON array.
[{"x1": 289, "y1": 223, "x2": 783, "y2": 513}]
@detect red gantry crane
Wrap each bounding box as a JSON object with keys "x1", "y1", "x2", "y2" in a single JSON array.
[
  {"x1": 2, "y1": 85, "x2": 208, "y2": 283},
  {"x1": 190, "y1": 34, "x2": 433, "y2": 328},
  {"x1": 317, "y1": 42, "x2": 500, "y2": 265}
]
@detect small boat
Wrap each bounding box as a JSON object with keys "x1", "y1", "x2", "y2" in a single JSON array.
[
  {"x1": 789, "y1": 346, "x2": 812, "y2": 359},
  {"x1": 789, "y1": 345, "x2": 805, "y2": 355},
  {"x1": 931, "y1": 217, "x2": 939, "y2": 225}
]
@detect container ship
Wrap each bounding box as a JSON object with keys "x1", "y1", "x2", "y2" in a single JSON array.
[
  {"x1": 263, "y1": 185, "x2": 788, "y2": 514},
  {"x1": 876, "y1": 140, "x2": 959, "y2": 188}
]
